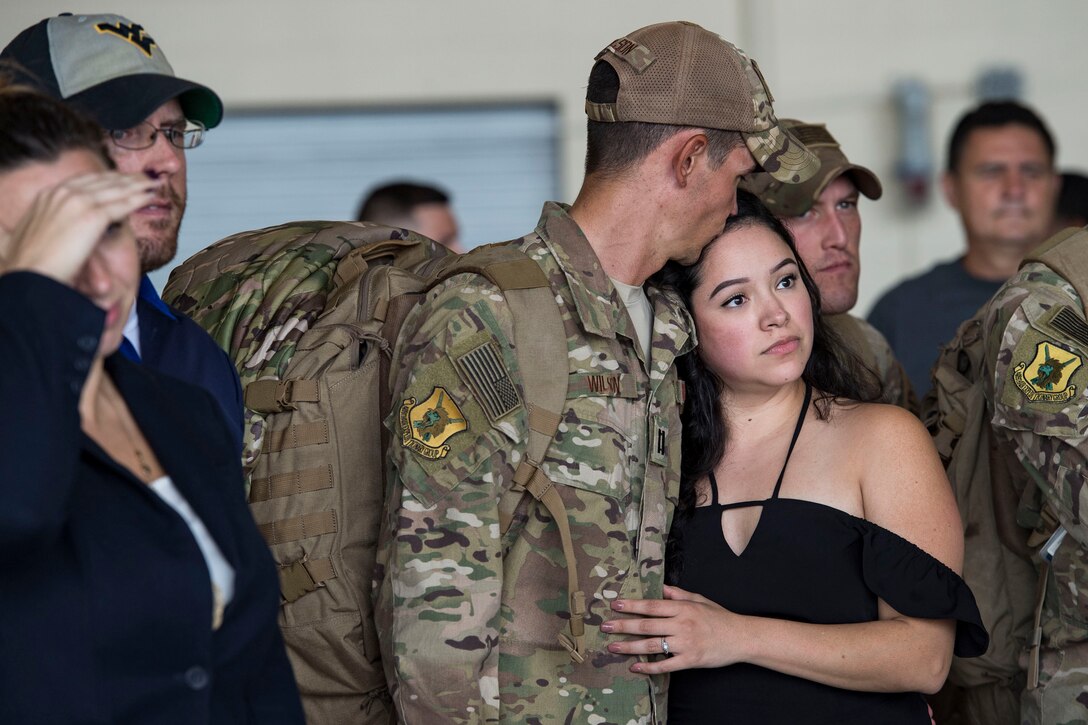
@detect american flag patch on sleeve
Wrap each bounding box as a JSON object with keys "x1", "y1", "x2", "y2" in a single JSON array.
[{"x1": 455, "y1": 340, "x2": 522, "y2": 423}]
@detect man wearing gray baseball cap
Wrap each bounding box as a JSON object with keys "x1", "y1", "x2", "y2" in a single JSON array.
[{"x1": 2, "y1": 13, "x2": 242, "y2": 445}]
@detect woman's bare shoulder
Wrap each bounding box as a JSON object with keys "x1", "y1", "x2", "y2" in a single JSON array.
[{"x1": 825, "y1": 399, "x2": 931, "y2": 447}]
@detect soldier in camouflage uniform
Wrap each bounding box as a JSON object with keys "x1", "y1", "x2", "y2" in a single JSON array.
[
  {"x1": 745, "y1": 119, "x2": 918, "y2": 414},
  {"x1": 978, "y1": 226, "x2": 1088, "y2": 724},
  {"x1": 373, "y1": 21, "x2": 819, "y2": 724}
]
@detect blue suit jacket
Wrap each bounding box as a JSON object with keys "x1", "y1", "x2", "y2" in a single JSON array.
[
  {"x1": 136, "y1": 276, "x2": 244, "y2": 452},
  {"x1": 0, "y1": 273, "x2": 303, "y2": 725}
]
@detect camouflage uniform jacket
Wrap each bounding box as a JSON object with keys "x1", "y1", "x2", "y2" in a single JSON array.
[
  {"x1": 981, "y1": 250, "x2": 1088, "y2": 722},
  {"x1": 824, "y1": 313, "x2": 918, "y2": 414},
  {"x1": 375, "y1": 202, "x2": 695, "y2": 724}
]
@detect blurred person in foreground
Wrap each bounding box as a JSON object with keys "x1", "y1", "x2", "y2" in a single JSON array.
[
  {"x1": 2, "y1": 12, "x2": 243, "y2": 445},
  {"x1": 745, "y1": 118, "x2": 917, "y2": 412},
  {"x1": 605, "y1": 190, "x2": 987, "y2": 723},
  {"x1": 869, "y1": 101, "x2": 1060, "y2": 398},
  {"x1": 356, "y1": 180, "x2": 464, "y2": 252},
  {"x1": 0, "y1": 84, "x2": 303, "y2": 725}
]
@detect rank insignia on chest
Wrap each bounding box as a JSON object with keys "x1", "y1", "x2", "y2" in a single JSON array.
[
  {"x1": 399, "y1": 387, "x2": 468, "y2": 459},
  {"x1": 1012, "y1": 340, "x2": 1083, "y2": 402}
]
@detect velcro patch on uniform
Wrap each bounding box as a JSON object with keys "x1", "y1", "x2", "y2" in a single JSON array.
[
  {"x1": 1011, "y1": 339, "x2": 1084, "y2": 403},
  {"x1": 597, "y1": 37, "x2": 656, "y2": 73},
  {"x1": 398, "y1": 386, "x2": 468, "y2": 460},
  {"x1": 454, "y1": 340, "x2": 521, "y2": 424},
  {"x1": 1044, "y1": 305, "x2": 1088, "y2": 352}
]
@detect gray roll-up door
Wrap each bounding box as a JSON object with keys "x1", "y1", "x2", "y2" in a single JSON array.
[{"x1": 153, "y1": 103, "x2": 559, "y2": 291}]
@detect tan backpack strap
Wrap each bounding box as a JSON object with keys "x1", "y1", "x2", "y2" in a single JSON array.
[
  {"x1": 245, "y1": 379, "x2": 321, "y2": 413},
  {"x1": 498, "y1": 405, "x2": 563, "y2": 532},
  {"x1": 520, "y1": 467, "x2": 587, "y2": 663},
  {"x1": 1023, "y1": 227, "x2": 1088, "y2": 307},
  {"x1": 503, "y1": 267, "x2": 584, "y2": 662},
  {"x1": 279, "y1": 557, "x2": 338, "y2": 603},
  {"x1": 432, "y1": 245, "x2": 583, "y2": 661},
  {"x1": 461, "y1": 249, "x2": 584, "y2": 661},
  {"x1": 1026, "y1": 560, "x2": 1050, "y2": 690},
  {"x1": 257, "y1": 510, "x2": 338, "y2": 545},
  {"x1": 262, "y1": 421, "x2": 329, "y2": 453},
  {"x1": 249, "y1": 465, "x2": 334, "y2": 502}
]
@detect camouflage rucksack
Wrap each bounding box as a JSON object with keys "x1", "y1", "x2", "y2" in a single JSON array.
[
  {"x1": 162, "y1": 221, "x2": 575, "y2": 724},
  {"x1": 923, "y1": 311, "x2": 1037, "y2": 707}
]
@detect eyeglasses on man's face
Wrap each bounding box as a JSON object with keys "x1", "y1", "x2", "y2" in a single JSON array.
[{"x1": 107, "y1": 119, "x2": 206, "y2": 151}]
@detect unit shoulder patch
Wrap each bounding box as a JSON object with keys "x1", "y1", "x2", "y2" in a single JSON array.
[
  {"x1": 1012, "y1": 339, "x2": 1084, "y2": 403},
  {"x1": 399, "y1": 387, "x2": 468, "y2": 460}
]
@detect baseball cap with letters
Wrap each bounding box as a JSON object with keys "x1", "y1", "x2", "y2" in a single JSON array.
[
  {"x1": 743, "y1": 120, "x2": 882, "y2": 217},
  {"x1": 1, "y1": 13, "x2": 223, "y2": 131},
  {"x1": 586, "y1": 21, "x2": 819, "y2": 184}
]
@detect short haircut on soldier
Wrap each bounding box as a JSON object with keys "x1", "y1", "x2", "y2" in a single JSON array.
[
  {"x1": 946, "y1": 100, "x2": 1056, "y2": 173},
  {"x1": 355, "y1": 181, "x2": 451, "y2": 224},
  {"x1": 584, "y1": 60, "x2": 744, "y2": 178}
]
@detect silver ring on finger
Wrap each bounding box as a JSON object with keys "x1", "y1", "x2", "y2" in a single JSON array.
[{"x1": 661, "y1": 637, "x2": 671, "y2": 656}]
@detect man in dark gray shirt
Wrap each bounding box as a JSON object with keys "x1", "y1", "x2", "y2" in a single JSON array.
[{"x1": 868, "y1": 101, "x2": 1060, "y2": 396}]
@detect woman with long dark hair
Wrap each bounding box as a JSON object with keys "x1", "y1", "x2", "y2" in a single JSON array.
[{"x1": 602, "y1": 191, "x2": 986, "y2": 723}]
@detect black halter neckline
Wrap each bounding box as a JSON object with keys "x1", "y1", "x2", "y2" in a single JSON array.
[{"x1": 708, "y1": 382, "x2": 812, "y2": 509}]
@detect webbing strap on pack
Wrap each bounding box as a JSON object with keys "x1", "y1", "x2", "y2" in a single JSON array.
[
  {"x1": 262, "y1": 421, "x2": 329, "y2": 453},
  {"x1": 279, "y1": 557, "x2": 338, "y2": 603},
  {"x1": 1026, "y1": 561, "x2": 1050, "y2": 690},
  {"x1": 250, "y1": 465, "x2": 334, "y2": 502},
  {"x1": 496, "y1": 260, "x2": 585, "y2": 663},
  {"x1": 245, "y1": 379, "x2": 320, "y2": 413},
  {"x1": 258, "y1": 510, "x2": 338, "y2": 545},
  {"x1": 514, "y1": 457, "x2": 586, "y2": 663},
  {"x1": 427, "y1": 246, "x2": 583, "y2": 661}
]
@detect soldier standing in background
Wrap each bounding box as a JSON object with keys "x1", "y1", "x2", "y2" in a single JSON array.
[
  {"x1": 745, "y1": 119, "x2": 918, "y2": 412},
  {"x1": 977, "y1": 227, "x2": 1088, "y2": 725},
  {"x1": 373, "y1": 20, "x2": 817, "y2": 723}
]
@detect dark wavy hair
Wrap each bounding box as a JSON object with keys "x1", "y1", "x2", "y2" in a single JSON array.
[
  {"x1": 0, "y1": 66, "x2": 112, "y2": 174},
  {"x1": 654, "y1": 190, "x2": 883, "y2": 583}
]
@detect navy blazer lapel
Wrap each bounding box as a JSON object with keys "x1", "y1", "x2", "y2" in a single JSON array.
[
  {"x1": 106, "y1": 355, "x2": 244, "y2": 569},
  {"x1": 135, "y1": 297, "x2": 168, "y2": 368}
]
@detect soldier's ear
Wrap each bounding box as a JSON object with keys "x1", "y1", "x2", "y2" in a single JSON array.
[{"x1": 672, "y1": 131, "x2": 709, "y2": 189}]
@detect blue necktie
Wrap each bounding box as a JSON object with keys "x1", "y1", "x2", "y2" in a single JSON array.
[{"x1": 119, "y1": 336, "x2": 141, "y2": 362}]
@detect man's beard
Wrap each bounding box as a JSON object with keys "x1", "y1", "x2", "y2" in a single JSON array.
[{"x1": 136, "y1": 184, "x2": 186, "y2": 273}]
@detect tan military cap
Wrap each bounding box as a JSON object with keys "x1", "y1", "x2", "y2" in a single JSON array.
[
  {"x1": 743, "y1": 120, "x2": 882, "y2": 216},
  {"x1": 586, "y1": 21, "x2": 820, "y2": 184}
]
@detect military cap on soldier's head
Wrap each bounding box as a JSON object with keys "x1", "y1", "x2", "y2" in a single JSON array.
[
  {"x1": 585, "y1": 20, "x2": 820, "y2": 184},
  {"x1": 743, "y1": 120, "x2": 882, "y2": 217},
  {"x1": 1, "y1": 13, "x2": 222, "y2": 131}
]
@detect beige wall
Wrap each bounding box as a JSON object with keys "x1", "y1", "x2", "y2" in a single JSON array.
[{"x1": 5, "y1": 0, "x2": 1087, "y2": 313}]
